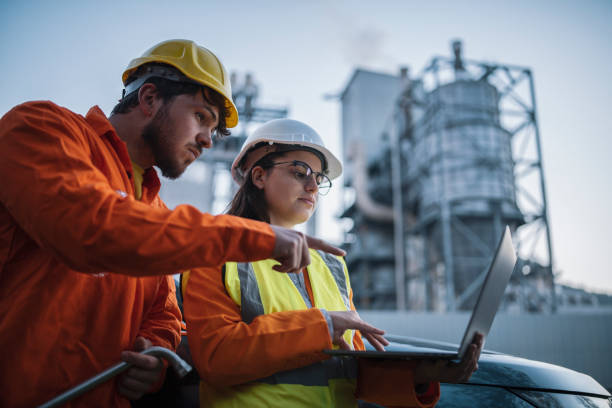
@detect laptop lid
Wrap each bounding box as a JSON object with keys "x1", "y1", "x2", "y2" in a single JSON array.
[
  {"x1": 324, "y1": 225, "x2": 517, "y2": 360},
  {"x1": 456, "y1": 225, "x2": 516, "y2": 358}
]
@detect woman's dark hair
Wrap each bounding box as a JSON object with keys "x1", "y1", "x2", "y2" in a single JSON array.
[
  {"x1": 226, "y1": 151, "x2": 287, "y2": 222},
  {"x1": 111, "y1": 64, "x2": 230, "y2": 137}
]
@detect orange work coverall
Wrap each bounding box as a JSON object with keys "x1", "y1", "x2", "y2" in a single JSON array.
[
  {"x1": 184, "y1": 264, "x2": 440, "y2": 407},
  {"x1": 0, "y1": 101, "x2": 276, "y2": 407}
]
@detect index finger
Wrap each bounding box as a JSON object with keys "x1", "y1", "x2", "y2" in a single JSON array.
[
  {"x1": 355, "y1": 321, "x2": 386, "y2": 336},
  {"x1": 120, "y1": 351, "x2": 162, "y2": 370},
  {"x1": 363, "y1": 332, "x2": 389, "y2": 351},
  {"x1": 305, "y1": 235, "x2": 346, "y2": 256}
]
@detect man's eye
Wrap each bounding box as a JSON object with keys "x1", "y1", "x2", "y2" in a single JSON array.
[{"x1": 196, "y1": 112, "x2": 205, "y2": 122}]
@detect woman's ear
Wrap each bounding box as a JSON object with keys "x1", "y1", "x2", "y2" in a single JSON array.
[{"x1": 251, "y1": 166, "x2": 266, "y2": 190}]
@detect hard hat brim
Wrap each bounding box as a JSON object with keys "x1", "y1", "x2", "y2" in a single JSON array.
[
  {"x1": 231, "y1": 139, "x2": 342, "y2": 185},
  {"x1": 122, "y1": 40, "x2": 239, "y2": 128}
]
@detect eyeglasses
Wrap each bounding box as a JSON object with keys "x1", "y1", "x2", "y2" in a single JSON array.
[{"x1": 270, "y1": 160, "x2": 332, "y2": 195}]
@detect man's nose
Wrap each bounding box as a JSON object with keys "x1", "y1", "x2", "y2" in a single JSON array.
[{"x1": 196, "y1": 129, "x2": 213, "y2": 149}]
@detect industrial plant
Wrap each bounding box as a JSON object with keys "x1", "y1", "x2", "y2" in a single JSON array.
[
  {"x1": 154, "y1": 40, "x2": 612, "y2": 389},
  {"x1": 339, "y1": 40, "x2": 555, "y2": 313},
  {"x1": 159, "y1": 41, "x2": 611, "y2": 314}
]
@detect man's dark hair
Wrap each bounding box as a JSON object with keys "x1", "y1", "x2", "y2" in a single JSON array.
[
  {"x1": 226, "y1": 151, "x2": 287, "y2": 222},
  {"x1": 111, "y1": 65, "x2": 231, "y2": 137}
]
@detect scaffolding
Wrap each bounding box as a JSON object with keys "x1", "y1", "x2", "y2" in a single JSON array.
[{"x1": 341, "y1": 41, "x2": 556, "y2": 312}]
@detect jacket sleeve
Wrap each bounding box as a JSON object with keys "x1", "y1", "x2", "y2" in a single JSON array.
[
  {"x1": 0, "y1": 102, "x2": 276, "y2": 276},
  {"x1": 350, "y1": 290, "x2": 441, "y2": 408},
  {"x1": 356, "y1": 360, "x2": 440, "y2": 408},
  {"x1": 137, "y1": 275, "x2": 182, "y2": 351},
  {"x1": 184, "y1": 266, "x2": 333, "y2": 387}
]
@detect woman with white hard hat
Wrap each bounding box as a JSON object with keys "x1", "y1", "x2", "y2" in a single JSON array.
[
  {"x1": 228, "y1": 118, "x2": 342, "y2": 224},
  {"x1": 183, "y1": 119, "x2": 481, "y2": 407}
]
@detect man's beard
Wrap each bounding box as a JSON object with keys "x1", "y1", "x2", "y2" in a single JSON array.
[{"x1": 142, "y1": 104, "x2": 186, "y2": 180}]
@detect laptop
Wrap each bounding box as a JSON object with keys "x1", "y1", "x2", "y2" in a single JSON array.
[{"x1": 324, "y1": 225, "x2": 517, "y2": 361}]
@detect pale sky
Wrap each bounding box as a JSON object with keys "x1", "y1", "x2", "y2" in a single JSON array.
[{"x1": 1, "y1": 0, "x2": 611, "y2": 294}]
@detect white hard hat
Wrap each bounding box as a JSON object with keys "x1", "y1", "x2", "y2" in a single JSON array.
[{"x1": 231, "y1": 118, "x2": 342, "y2": 185}]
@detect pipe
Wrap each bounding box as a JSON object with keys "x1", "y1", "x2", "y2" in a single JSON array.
[
  {"x1": 390, "y1": 117, "x2": 407, "y2": 310},
  {"x1": 349, "y1": 140, "x2": 416, "y2": 227},
  {"x1": 38, "y1": 347, "x2": 191, "y2": 408},
  {"x1": 348, "y1": 141, "x2": 394, "y2": 222}
]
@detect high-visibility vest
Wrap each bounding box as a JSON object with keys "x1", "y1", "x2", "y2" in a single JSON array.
[{"x1": 201, "y1": 249, "x2": 358, "y2": 408}]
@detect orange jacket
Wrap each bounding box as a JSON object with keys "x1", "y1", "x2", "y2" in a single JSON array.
[
  {"x1": 183, "y1": 262, "x2": 440, "y2": 407},
  {"x1": 0, "y1": 101, "x2": 276, "y2": 407}
]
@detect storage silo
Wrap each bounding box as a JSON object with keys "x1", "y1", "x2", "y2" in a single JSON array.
[
  {"x1": 407, "y1": 75, "x2": 524, "y2": 310},
  {"x1": 340, "y1": 40, "x2": 555, "y2": 311}
]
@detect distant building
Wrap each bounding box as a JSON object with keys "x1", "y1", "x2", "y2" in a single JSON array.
[{"x1": 340, "y1": 40, "x2": 562, "y2": 312}]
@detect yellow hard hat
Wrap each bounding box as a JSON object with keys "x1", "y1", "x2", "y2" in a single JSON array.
[{"x1": 122, "y1": 39, "x2": 238, "y2": 127}]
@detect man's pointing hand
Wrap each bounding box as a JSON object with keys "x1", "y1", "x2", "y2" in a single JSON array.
[{"x1": 270, "y1": 225, "x2": 345, "y2": 273}]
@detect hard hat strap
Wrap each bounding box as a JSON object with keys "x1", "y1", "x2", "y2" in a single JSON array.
[
  {"x1": 122, "y1": 64, "x2": 199, "y2": 98},
  {"x1": 236, "y1": 143, "x2": 281, "y2": 182},
  {"x1": 237, "y1": 143, "x2": 328, "y2": 183}
]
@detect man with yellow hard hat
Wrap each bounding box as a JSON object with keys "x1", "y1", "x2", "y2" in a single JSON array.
[{"x1": 0, "y1": 39, "x2": 347, "y2": 407}]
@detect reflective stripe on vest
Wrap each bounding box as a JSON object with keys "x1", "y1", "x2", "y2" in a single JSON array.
[
  {"x1": 257, "y1": 355, "x2": 357, "y2": 386},
  {"x1": 236, "y1": 262, "x2": 264, "y2": 324},
  {"x1": 317, "y1": 250, "x2": 351, "y2": 311},
  {"x1": 230, "y1": 250, "x2": 352, "y2": 332},
  {"x1": 234, "y1": 250, "x2": 351, "y2": 322}
]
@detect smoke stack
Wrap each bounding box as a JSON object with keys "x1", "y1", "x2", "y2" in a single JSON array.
[{"x1": 452, "y1": 39, "x2": 465, "y2": 72}]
